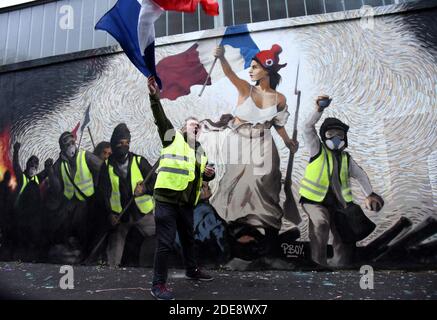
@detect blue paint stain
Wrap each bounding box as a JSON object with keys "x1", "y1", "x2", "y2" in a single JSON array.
[{"x1": 193, "y1": 203, "x2": 226, "y2": 252}]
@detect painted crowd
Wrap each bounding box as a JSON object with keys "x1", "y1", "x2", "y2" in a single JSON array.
[{"x1": 0, "y1": 44, "x2": 394, "y2": 271}]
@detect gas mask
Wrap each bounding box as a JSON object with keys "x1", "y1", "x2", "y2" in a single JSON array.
[
  {"x1": 324, "y1": 129, "x2": 346, "y2": 151},
  {"x1": 325, "y1": 136, "x2": 345, "y2": 151},
  {"x1": 59, "y1": 132, "x2": 77, "y2": 159}
]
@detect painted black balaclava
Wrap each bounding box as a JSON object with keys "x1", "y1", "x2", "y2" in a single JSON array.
[
  {"x1": 110, "y1": 123, "x2": 131, "y2": 162},
  {"x1": 319, "y1": 117, "x2": 349, "y2": 152}
]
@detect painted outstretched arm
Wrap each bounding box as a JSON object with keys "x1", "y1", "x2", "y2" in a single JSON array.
[
  {"x1": 275, "y1": 126, "x2": 299, "y2": 153},
  {"x1": 349, "y1": 157, "x2": 384, "y2": 212},
  {"x1": 214, "y1": 46, "x2": 250, "y2": 100},
  {"x1": 303, "y1": 106, "x2": 323, "y2": 159},
  {"x1": 349, "y1": 157, "x2": 373, "y2": 197}
]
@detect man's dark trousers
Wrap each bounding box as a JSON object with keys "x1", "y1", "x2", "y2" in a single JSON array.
[{"x1": 153, "y1": 200, "x2": 197, "y2": 285}]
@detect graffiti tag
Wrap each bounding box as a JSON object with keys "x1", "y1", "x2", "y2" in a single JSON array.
[{"x1": 281, "y1": 243, "x2": 305, "y2": 258}]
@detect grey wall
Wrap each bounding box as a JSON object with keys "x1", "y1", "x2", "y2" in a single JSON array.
[
  {"x1": 0, "y1": 0, "x2": 415, "y2": 66},
  {"x1": 0, "y1": 0, "x2": 118, "y2": 65}
]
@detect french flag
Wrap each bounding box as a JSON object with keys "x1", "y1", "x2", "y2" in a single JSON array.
[
  {"x1": 158, "y1": 24, "x2": 260, "y2": 100},
  {"x1": 95, "y1": 0, "x2": 219, "y2": 88}
]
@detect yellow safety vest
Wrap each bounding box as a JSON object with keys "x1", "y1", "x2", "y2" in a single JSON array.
[
  {"x1": 107, "y1": 156, "x2": 154, "y2": 214},
  {"x1": 299, "y1": 145, "x2": 353, "y2": 203},
  {"x1": 19, "y1": 174, "x2": 40, "y2": 196},
  {"x1": 60, "y1": 150, "x2": 95, "y2": 201},
  {"x1": 154, "y1": 131, "x2": 207, "y2": 206}
]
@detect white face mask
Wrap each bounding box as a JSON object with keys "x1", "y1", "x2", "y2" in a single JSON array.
[
  {"x1": 65, "y1": 145, "x2": 77, "y2": 158},
  {"x1": 325, "y1": 136, "x2": 345, "y2": 150}
]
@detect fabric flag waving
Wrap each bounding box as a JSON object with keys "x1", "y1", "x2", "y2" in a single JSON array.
[
  {"x1": 80, "y1": 104, "x2": 91, "y2": 133},
  {"x1": 95, "y1": 0, "x2": 219, "y2": 88},
  {"x1": 77, "y1": 104, "x2": 92, "y2": 148},
  {"x1": 95, "y1": 0, "x2": 163, "y2": 87},
  {"x1": 153, "y1": 0, "x2": 219, "y2": 15},
  {"x1": 71, "y1": 121, "x2": 81, "y2": 140}
]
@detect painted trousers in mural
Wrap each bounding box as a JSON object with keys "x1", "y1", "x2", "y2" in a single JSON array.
[
  {"x1": 49, "y1": 200, "x2": 89, "y2": 249},
  {"x1": 106, "y1": 213, "x2": 155, "y2": 267},
  {"x1": 302, "y1": 203, "x2": 355, "y2": 267}
]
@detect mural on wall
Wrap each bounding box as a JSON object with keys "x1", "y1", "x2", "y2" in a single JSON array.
[{"x1": 0, "y1": 7, "x2": 436, "y2": 269}]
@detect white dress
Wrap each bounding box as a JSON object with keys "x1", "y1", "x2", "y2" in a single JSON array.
[{"x1": 199, "y1": 87, "x2": 290, "y2": 231}]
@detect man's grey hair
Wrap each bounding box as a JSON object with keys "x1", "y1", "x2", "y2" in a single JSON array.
[{"x1": 180, "y1": 116, "x2": 200, "y2": 133}]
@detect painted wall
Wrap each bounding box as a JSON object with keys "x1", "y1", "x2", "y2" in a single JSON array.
[{"x1": 0, "y1": 5, "x2": 436, "y2": 266}]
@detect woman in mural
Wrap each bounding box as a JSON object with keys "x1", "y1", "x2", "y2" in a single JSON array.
[{"x1": 199, "y1": 44, "x2": 299, "y2": 258}]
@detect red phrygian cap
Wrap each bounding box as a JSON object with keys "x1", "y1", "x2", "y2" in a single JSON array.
[{"x1": 254, "y1": 44, "x2": 287, "y2": 72}]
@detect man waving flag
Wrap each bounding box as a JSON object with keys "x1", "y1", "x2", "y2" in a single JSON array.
[{"x1": 95, "y1": 0, "x2": 219, "y2": 88}]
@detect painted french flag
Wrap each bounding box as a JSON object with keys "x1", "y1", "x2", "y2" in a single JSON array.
[
  {"x1": 158, "y1": 24, "x2": 260, "y2": 100},
  {"x1": 95, "y1": 0, "x2": 219, "y2": 88},
  {"x1": 219, "y1": 25, "x2": 260, "y2": 69}
]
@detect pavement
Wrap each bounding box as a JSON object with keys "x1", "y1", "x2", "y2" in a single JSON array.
[{"x1": 0, "y1": 262, "x2": 436, "y2": 300}]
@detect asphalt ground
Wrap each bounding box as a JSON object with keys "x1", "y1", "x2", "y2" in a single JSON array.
[{"x1": 0, "y1": 262, "x2": 436, "y2": 300}]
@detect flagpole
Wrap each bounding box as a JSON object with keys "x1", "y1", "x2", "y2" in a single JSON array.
[
  {"x1": 198, "y1": 56, "x2": 218, "y2": 97},
  {"x1": 282, "y1": 61, "x2": 302, "y2": 225},
  {"x1": 77, "y1": 128, "x2": 84, "y2": 150},
  {"x1": 87, "y1": 126, "x2": 96, "y2": 150}
]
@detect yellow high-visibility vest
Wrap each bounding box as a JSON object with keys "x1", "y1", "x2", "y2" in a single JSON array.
[
  {"x1": 19, "y1": 174, "x2": 40, "y2": 196},
  {"x1": 154, "y1": 131, "x2": 207, "y2": 206},
  {"x1": 60, "y1": 150, "x2": 95, "y2": 201},
  {"x1": 108, "y1": 156, "x2": 154, "y2": 214},
  {"x1": 299, "y1": 145, "x2": 353, "y2": 203}
]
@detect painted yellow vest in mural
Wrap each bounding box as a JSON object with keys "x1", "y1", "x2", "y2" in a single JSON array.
[
  {"x1": 61, "y1": 150, "x2": 94, "y2": 201},
  {"x1": 19, "y1": 174, "x2": 40, "y2": 196},
  {"x1": 299, "y1": 145, "x2": 353, "y2": 203},
  {"x1": 107, "y1": 156, "x2": 154, "y2": 214},
  {"x1": 155, "y1": 131, "x2": 207, "y2": 206}
]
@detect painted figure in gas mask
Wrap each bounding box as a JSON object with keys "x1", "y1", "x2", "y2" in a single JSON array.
[
  {"x1": 299, "y1": 95, "x2": 384, "y2": 267},
  {"x1": 12, "y1": 142, "x2": 52, "y2": 260},
  {"x1": 46, "y1": 131, "x2": 102, "y2": 260},
  {"x1": 98, "y1": 123, "x2": 156, "y2": 267}
]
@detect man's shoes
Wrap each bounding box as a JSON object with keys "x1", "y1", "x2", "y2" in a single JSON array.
[
  {"x1": 150, "y1": 284, "x2": 175, "y2": 300},
  {"x1": 185, "y1": 268, "x2": 214, "y2": 281}
]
